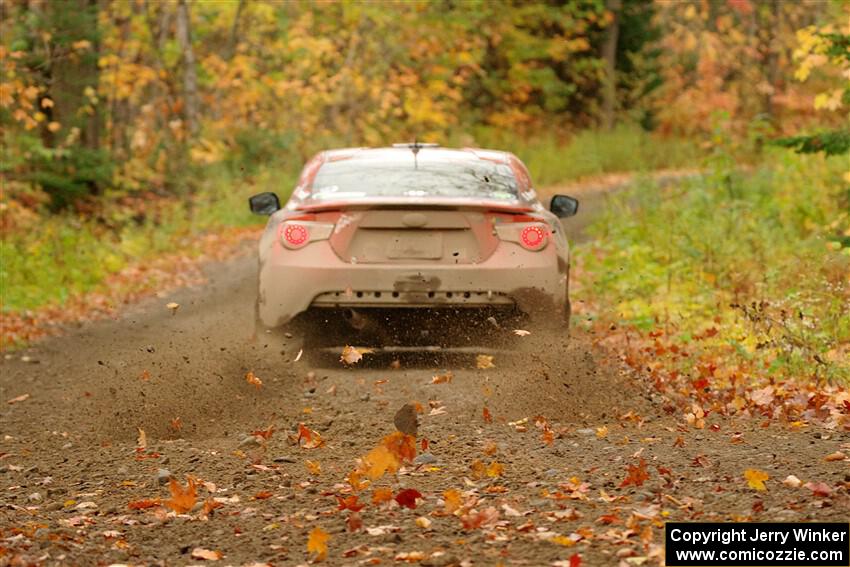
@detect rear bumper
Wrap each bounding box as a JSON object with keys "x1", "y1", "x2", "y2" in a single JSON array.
[{"x1": 257, "y1": 241, "x2": 567, "y2": 328}]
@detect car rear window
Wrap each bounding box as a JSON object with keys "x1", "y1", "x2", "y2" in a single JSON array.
[{"x1": 309, "y1": 155, "x2": 520, "y2": 201}]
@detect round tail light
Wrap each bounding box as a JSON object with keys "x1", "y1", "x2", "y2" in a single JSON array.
[
  {"x1": 519, "y1": 225, "x2": 548, "y2": 250},
  {"x1": 281, "y1": 223, "x2": 309, "y2": 249}
]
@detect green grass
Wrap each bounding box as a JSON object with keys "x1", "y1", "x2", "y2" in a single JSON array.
[
  {"x1": 0, "y1": 165, "x2": 296, "y2": 312},
  {"x1": 574, "y1": 147, "x2": 850, "y2": 383}
]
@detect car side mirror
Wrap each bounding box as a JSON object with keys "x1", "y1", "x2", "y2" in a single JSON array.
[
  {"x1": 249, "y1": 192, "x2": 281, "y2": 215},
  {"x1": 550, "y1": 194, "x2": 579, "y2": 218}
]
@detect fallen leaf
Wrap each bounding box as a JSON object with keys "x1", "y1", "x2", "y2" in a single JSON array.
[
  {"x1": 620, "y1": 458, "x2": 650, "y2": 488},
  {"x1": 513, "y1": 329, "x2": 531, "y2": 336},
  {"x1": 170, "y1": 417, "x2": 182, "y2": 431},
  {"x1": 136, "y1": 428, "x2": 147, "y2": 451},
  {"x1": 348, "y1": 470, "x2": 369, "y2": 492},
  {"x1": 297, "y1": 423, "x2": 323, "y2": 448},
  {"x1": 253, "y1": 490, "x2": 273, "y2": 500},
  {"x1": 395, "y1": 488, "x2": 422, "y2": 509},
  {"x1": 294, "y1": 349, "x2": 303, "y2": 362},
  {"x1": 139, "y1": 369, "x2": 151, "y2": 381},
  {"x1": 443, "y1": 489, "x2": 462, "y2": 514},
  {"x1": 337, "y1": 495, "x2": 365, "y2": 512},
  {"x1": 7, "y1": 393, "x2": 30, "y2": 404},
  {"x1": 201, "y1": 498, "x2": 223, "y2": 516},
  {"x1": 341, "y1": 345, "x2": 373, "y2": 365},
  {"x1": 395, "y1": 551, "x2": 427, "y2": 563},
  {"x1": 482, "y1": 407, "x2": 493, "y2": 423},
  {"x1": 306, "y1": 460, "x2": 322, "y2": 475},
  {"x1": 476, "y1": 354, "x2": 495, "y2": 369},
  {"x1": 431, "y1": 371, "x2": 453, "y2": 384},
  {"x1": 824, "y1": 451, "x2": 846, "y2": 462},
  {"x1": 596, "y1": 426, "x2": 609, "y2": 439},
  {"x1": 307, "y1": 527, "x2": 329, "y2": 561},
  {"x1": 487, "y1": 461, "x2": 505, "y2": 478},
  {"x1": 128, "y1": 499, "x2": 161, "y2": 510},
  {"x1": 460, "y1": 506, "x2": 499, "y2": 529},
  {"x1": 164, "y1": 476, "x2": 197, "y2": 513},
  {"x1": 744, "y1": 469, "x2": 769, "y2": 491},
  {"x1": 166, "y1": 302, "x2": 180, "y2": 314},
  {"x1": 415, "y1": 516, "x2": 432, "y2": 529},
  {"x1": 245, "y1": 371, "x2": 263, "y2": 389},
  {"x1": 803, "y1": 481, "x2": 833, "y2": 497},
  {"x1": 372, "y1": 487, "x2": 394, "y2": 505},
  {"x1": 252, "y1": 424, "x2": 275, "y2": 441},
  {"x1": 191, "y1": 548, "x2": 222, "y2": 561},
  {"x1": 347, "y1": 511, "x2": 363, "y2": 531}
]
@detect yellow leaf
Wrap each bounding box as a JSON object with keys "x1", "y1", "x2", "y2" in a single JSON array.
[
  {"x1": 307, "y1": 527, "x2": 329, "y2": 561},
  {"x1": 486, "y1": 461, "x2": 504, "y2": 478},
  {"x1": 363, "y1": 445, "x2": 399, "y2": 480},
  {"x1": 744, "y1": 468, "x2": 769, "y2": 491},
  {"x1": 550, "y1": 535, "x2": 576, "y2": 547},
  {"x1": 476, "y1": 354, "x2": 495, "y2": 369},
  {"x1": 306, "y1": 460, "x2": 322, "y2": 475}
]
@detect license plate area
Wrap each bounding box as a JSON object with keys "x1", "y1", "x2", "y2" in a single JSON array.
[{"x1": 386, "y1": 232, "x2": 443, "y2": 259}]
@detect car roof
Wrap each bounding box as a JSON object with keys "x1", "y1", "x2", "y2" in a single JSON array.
[{"x1": 319, "y1": 146, "x2": 514, "y2": 165}]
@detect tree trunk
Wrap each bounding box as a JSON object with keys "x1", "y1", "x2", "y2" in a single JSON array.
[
  {"x1": 176, "y1": 0, "x2": 199, "y2": 137},
  {"x1": 601, "y1": 0, "x2": 621, "y2": 131}
]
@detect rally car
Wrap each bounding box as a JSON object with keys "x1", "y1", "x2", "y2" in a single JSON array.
[{"x1": 249, "y1": 143, "x2": 578, "y2": 352}]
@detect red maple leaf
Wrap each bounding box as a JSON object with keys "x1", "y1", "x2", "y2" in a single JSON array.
[{"x1": 394, "y1": 488, "x2": 422, "y2": 509}]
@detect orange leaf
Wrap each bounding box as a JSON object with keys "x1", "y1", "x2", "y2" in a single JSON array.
[
  {"x1": 253, "y1": 490, "x2": 273, "y2": 500},
  {"x1": 744, "y1": 468, "x2": 769, "y2": 491},
  {"x1": 201, "y1": 498, "x2": 223, "y2": 516},
  {"x1": 298, "y1": 423, "x2": 324, "y2": 449},
  {"x1": 307, "y1": 527, "x2": 329, "y2": 561},
  {"x1": 372, "y1": 487, "x2": 394, "y2": 505},
  {"x1": 460, "y1": 506, "x2": 499, "y2": 529},
  {"x1": 482, "y1": 407, "x2": 492, "y2": 423},
  {"x1": 252, "y1": 424, "x2": 275, "y2": 440},
  {"x1": 363, "y1": 445, "x2": 400, "y2": 480},
  {"x1": 337, "y1": 495, "x2": 365, "y2": 512},
  {"x1": 619, "y1": 458, "x2": 650, "y2": 488},
  {"x1": 245, "y1": 371, "x2": 262, "y2": 388},
  {"x1": 306, "y1": 460, "x2": 322, "y2": 475},
  {"x1": 443, "y1": 489, "x2": 462, "y2": 514},
  {"x1": 128, "y1": 498, "x2": 161, "y2": 510},
  {"x1": 164, "y1": 476, "x2": 197, "y2": 514},
  {"x1": 347, "y1": 511, "x2": 363, "y2": 531},
  {"x1": 432, "y1": 371, "x2": 453, "y2": 384},
  {"x1": 348, "y1": 470, "x2": 369, "y2": 492},
  {"x1": 383, "y1": 431, "x2": 417, "y2": 462},
  {"x1": 395, "y1": 488, "x2": 422, "y2": 509},
  {"x1": 170, "y1": 417, "x2": 182, "y2": 431}
]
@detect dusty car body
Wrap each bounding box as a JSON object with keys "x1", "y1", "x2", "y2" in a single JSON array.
[{"x1": 249, "y1": 144, "x2": 578, "y2": 349}]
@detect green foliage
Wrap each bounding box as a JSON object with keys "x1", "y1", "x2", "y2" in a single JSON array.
[
  {"x1": 0, "y1": 164, "x2": 286, "y2": 312},
  {"x1": 576, "y1": 149, "x2": 850, "y2": 383},
  {"x1": 470, "y1": 125, "x2": 700, "y2": 186},
  {"x1": 28, "y1": 147, "x2": 114, "y2": 211},
  {"x1": 772, "y1": 130, "x2": 850, "y2": 156}
]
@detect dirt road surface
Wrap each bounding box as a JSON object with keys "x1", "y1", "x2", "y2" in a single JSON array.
[{"x1": 1, "y1": 181, "x2": 847, "y2": 566}]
